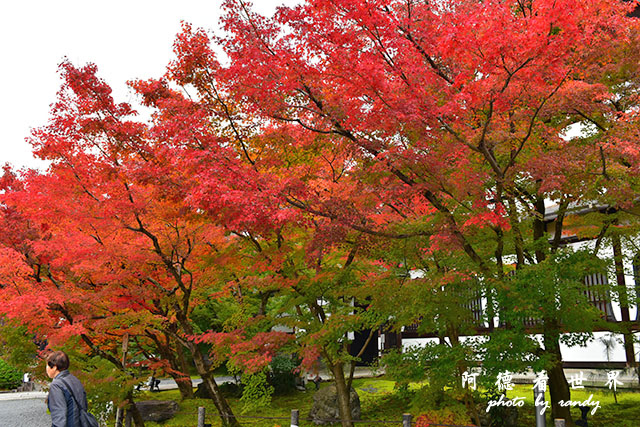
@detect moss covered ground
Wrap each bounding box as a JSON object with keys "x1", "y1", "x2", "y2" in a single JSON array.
[
  {"x1": 506, "y1": 384, "x2": 640, "y2": 427},
  {"x1": 127, "y1": 378, "x2": 640, "y2": 426}
]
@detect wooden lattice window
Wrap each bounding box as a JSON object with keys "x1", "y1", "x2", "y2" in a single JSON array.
[
  {"x1": 463, "y1": 288, "x2": 485, "y2": 327},
  {"x1": 583, "y1": 272, "x2": 616, "y2": 322}
]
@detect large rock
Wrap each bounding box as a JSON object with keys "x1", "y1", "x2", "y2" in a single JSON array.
[
  {"x1": 135, "y1": 400, "x2": 179, "y2": 422},
  {"x1": 308, "y1": 385, "x2": 361, "y2": 425}
]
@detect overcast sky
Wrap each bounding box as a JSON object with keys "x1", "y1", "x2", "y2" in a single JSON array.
[{"x1": 0, "y1": 0, "x2": 295, "y2": 170}]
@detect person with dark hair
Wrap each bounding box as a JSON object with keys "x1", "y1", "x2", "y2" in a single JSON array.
[{"x1": 46, "y1": 350, "x2": 89, "y2": 427}]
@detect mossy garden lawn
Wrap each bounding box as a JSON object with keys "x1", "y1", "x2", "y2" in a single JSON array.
[{"x1": 131, "y1": 378, "x2": 640, "y2": 426}]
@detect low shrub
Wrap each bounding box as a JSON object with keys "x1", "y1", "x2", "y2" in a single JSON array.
[
  {"x1": 415, "y1": 408, "x2": 470, "y2": 427},
  {"x1": 240, "y1": 371, "x2": 274, "y2": 413},
  {"x1": 268, "y1": 355, "x2": 299, "y2": 395},
  {"x1": 218, "y1": 381, "x2": 242, "y2": 398},
  {"x1": 0, "y1": 359, "x2": 22, "y2": 390},
  {"x1": 410, "y1": 383, "x2": 464, "y2": 413},
  {"x1": 410, "y1": 383, "x2": 471, "y2": 426}
]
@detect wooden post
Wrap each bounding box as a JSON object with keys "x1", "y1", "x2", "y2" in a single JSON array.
[
  {"x1": 122, "y1": 333, "x2": 129, "y2": 368},
  {"x1": 554, "y1": 419, "x2": 566, "y2": 427},
  {"x1": 290, "y1": 409, "x2": 299, "y2": 427},
  {"x1": 402, "y1": 413, "x2": 412, "y2": 427},
  {"x1": 198, "y1": 406, "x2": 206, "y2": 427}
]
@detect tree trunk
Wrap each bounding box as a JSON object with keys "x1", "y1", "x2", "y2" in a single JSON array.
[
  {"x1": 125, "y1": 389, "x2": 146, "y2": 427},
  {"x1": 156, "y1": 340, "x2": 194, "y2": 400},
  {"x1": 174, "y1": 373, "x2": 195, "y2": 400},
  {"x1": 328, "y1": 361, "x2": 354, "y2": 427},
  {"x1": 612, "y1": 234, "x2": 638, "y2": 370},
  {"x1": 619, "y1": 315, "x2": 636, "y2": 371},
  {"x1": 172, "y1": 304, "x2": 239, "y2": 426},
  {"x1": 544, "y1": 328, "x2": 573, "y2": 426},
  {"x1": 190, "y1": 344, "x2": 240, "y2": 427},
  {"x1": 174, "y1": 343, "x2": 195, "y2": 399}
]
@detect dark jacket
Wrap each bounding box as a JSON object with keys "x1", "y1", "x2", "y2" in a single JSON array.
[{"x1": 48, "y1": 370, "x2": 87, "y2": 427}]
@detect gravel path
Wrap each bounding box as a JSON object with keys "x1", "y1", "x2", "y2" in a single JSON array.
[{"x1": 0, "y1": 398, "x2": 49, "y2": 427}]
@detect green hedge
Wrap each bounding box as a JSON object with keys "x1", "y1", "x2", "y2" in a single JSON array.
[
  {"x1": 0, "y1": 359, "x2": 22, "y2": 390},
  {"x1": 268, "y1": 355, "x2": 299, "y2": 395}
]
